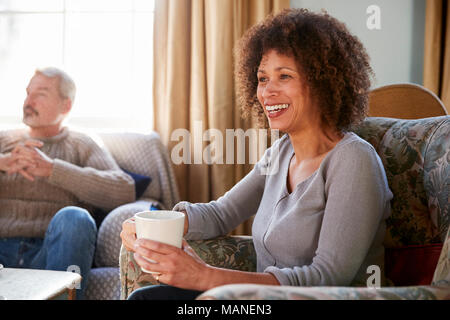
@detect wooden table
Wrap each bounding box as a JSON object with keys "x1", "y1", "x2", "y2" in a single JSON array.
[{"x1": 0, "y1": 267, "x2": 82, "y2": 300}]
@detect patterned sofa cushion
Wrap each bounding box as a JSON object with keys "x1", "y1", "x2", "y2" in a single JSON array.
[
  {"x1": 354, "y1": 116, "x2": 449, "y2": 247},
  {"x1": 354, "y1": 116, "x2": 449, "y2": 286}
]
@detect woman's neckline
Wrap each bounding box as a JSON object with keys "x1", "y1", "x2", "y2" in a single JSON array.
[{"x1": 283, "y1": 132, "x2": 355, "y2": 195}]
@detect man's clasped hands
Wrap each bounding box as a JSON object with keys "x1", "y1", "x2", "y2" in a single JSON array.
[{"x1": 0, "y1": 139, "x2": 54, "y2": 181}]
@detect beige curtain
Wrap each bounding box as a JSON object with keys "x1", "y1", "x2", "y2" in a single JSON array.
[
  {"x1": 153, "y1": 0, "x2": 289, "y2": 235},
  {"x1": 423, "y1": 0, "x2": 450, "y2": 112}
]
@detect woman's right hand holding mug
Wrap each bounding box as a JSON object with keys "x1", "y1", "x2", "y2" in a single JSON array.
[{"x1": 120, "y1": 210, "x2": 188, "y2": 252}]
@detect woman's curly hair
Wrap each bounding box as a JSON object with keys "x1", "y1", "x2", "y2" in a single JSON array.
[{"x1": 234, "y1": 8, "x2": 373, "y2": 131}]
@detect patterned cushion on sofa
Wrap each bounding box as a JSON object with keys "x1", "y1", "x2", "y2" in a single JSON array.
[
  {"x1": 354, "y1": 116, "x2": 449, "y2": 247},
  {"x1": 355, "y1": 116, "x2": 449, "y2": 286}
]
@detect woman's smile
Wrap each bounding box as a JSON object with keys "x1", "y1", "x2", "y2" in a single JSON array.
[{"x1": 265, "y1": 103, "x2": 290, "y2": 118}]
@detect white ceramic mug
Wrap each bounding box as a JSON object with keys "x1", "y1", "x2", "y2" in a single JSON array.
[{"x1": 134, "y1": 210, "x2": 185, "y2": 273}]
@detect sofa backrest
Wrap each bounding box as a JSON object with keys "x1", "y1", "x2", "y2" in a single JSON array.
[
  {"x1": 353, "y1": 116, "x2": 449, "y2": 248},
  {"x1": 98, "y1": 131, "x2": 180, "y2": 210}
]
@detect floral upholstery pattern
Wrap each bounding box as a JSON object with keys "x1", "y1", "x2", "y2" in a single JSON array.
[
  {"x1": 119, "y1": 236, "x2": 256, "y2": 299},
  {"x1": 119, "y1": 116, "x2": 450, "y2": 300},
  {"x1": 353, "y1": 116, "x2": 449, "y2": 247}
]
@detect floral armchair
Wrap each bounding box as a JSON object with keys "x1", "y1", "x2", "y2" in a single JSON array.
[{"x1": 120, "y1": 116, "x2": 450, "y2": 300}]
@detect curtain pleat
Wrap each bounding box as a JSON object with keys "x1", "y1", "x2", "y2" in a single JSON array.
[{"x1": 423, "y1": 0, "x2": 450, "y2": 112}]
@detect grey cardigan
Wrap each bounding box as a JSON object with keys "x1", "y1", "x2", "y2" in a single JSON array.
[{"x1": 174, "y1": 132, "x2": 393, "y2": 286}]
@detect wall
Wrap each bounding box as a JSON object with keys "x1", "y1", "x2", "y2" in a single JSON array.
[{"x1": 290, "y1": 0, "x2": 426, "y2": 89}]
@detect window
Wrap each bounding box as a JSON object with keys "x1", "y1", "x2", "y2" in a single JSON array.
[{"x1": 0, "y1": 0, "x2": 154, "y2": 133}]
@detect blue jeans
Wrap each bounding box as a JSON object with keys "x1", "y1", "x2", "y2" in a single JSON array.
[{"x1": 0, "y1": 206, "x2": 97, "y2": 299}]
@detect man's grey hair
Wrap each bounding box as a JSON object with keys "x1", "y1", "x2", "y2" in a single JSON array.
[{"x1": 35, "y1": 67, "x2": 76, "y2": 104}]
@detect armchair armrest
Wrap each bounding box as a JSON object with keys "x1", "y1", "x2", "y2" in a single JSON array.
[
  {"x1": 197, "y1": 284, "x2": 450, "y2": 300},
  {"x1": 95, "y1": 199, "x2": 158, "y2": 268},
  {"x1": 196, "y1": 227, "x2": 450, "y2": 300},
  {"x1": 119, "y1": 235, "x2": 256, "y2": 299}
]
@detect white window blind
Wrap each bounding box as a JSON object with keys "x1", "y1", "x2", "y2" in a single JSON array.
[{"x1": 0, "y1": 0, "x2": 154, "y2": 133}]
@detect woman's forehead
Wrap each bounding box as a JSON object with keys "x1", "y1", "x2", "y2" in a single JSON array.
[{"x1": 258, "y1": 50, "x2": 298, "y2": 70}]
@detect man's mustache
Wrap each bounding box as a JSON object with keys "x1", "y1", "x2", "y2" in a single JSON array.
[{"x1": 23, "y1": 105, "x2": 38, "y2": 116}]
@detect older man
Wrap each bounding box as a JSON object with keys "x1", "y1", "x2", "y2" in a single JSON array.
[{"x1": 0, "y1": 67, "x2": 136, "y2": 299}]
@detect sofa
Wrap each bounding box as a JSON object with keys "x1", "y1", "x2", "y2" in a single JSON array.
[
  {"x1": 119, "y1": 115, "x2": 450, "y2": 300},
  {"x1": 83, "y1": 131, "x2": 180, "y2": 300}
]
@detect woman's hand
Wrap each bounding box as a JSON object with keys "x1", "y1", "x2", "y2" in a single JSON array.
[
  {"x1": 120, "y1": 210, "x2": 188, "y2": 254},
  {"x1": 133, "y1": 239, "x2": 210, "y2": 291},
  {"x1": 120, "y1": 217, "x2": 137, "y2": 252}
]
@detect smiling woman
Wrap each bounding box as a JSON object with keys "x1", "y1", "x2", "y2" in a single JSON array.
[
  {"x1": 235, "y1": 8, "x2": 373, "y2": 132},
  {"x1": 121, "y1": 8, "x2": 394, "y2": 301},
  {"x1": 0, "y1": 0, "x2": 155, "y2": 133}
]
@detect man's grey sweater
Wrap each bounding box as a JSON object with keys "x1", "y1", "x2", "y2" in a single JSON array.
[
  {"x1": 174, "y1": 132, "x2": 393, "y2": 287},
  {"x1": 0, "y1": 127, "x2": 136, "y2": 238}
]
